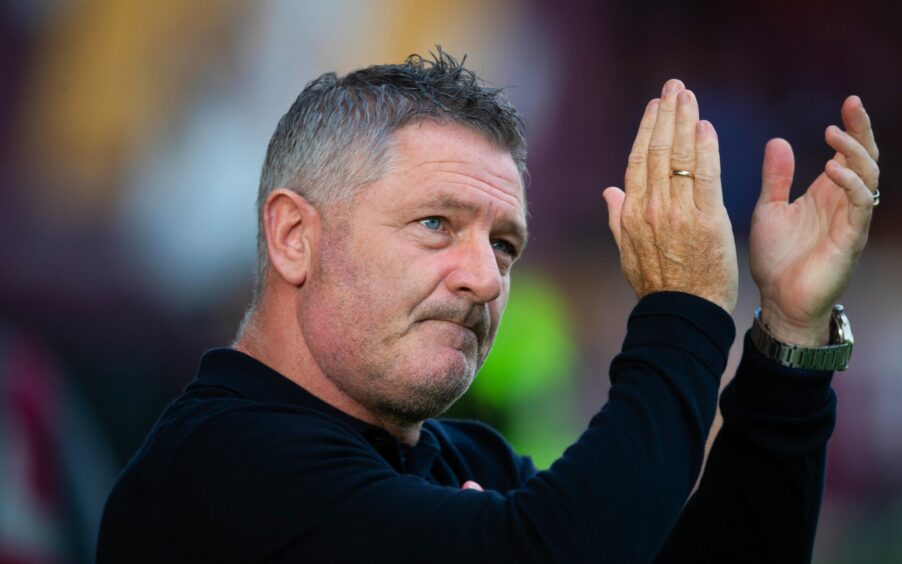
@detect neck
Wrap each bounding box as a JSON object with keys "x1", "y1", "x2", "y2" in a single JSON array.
[{"x1": 232, "y1": 291, "x2": 423, "y2": 445}]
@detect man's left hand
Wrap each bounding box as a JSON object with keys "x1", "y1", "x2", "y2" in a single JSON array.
[{"x1": 750, "y1": 96, "x2": 880, "y2": 346}]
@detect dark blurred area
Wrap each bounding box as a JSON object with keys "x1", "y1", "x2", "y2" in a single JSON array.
[{"x1": 1, "y1": 0, "x2": 899, "y2": 562}]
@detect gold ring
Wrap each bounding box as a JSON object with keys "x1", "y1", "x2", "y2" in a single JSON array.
[
  {"x1": 873, "y1": 188, "x2": 880, "y2": 207},
  {"x1": 671, "y1": 169, "x2": 694, "y2": 178}
]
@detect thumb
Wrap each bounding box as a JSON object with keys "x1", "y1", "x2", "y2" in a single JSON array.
[
  {"x1": 602, "y1": 186, "x2": 624, "y2": 251},
  {"x1": 759, "y1": 138, "x2": 795, "y2": 205}
]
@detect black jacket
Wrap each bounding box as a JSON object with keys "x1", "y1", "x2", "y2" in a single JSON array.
[{"x1": 97, "y1": 292, "x2": 835, "y2": 563}]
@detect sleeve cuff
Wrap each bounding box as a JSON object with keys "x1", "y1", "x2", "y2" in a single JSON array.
[
  {"x1": 718, "y1": 330, "x2": 838, "y2": 457},
  {"x1": 730, "y1": 330, "x2": 836, "y2": 418},
  {"x1": 623, "y1": 291, "x2": 736, "y2": 377}
]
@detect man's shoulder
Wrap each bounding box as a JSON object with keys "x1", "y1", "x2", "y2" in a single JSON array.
[
  {"x1": 116, "y1": 382, "x2": 372, "y2": 500},
  {"x1": 151, "y1": 385, "x2": 365, "y2": 464},
  {"x1": 100, "y1": 383, "x2": 390, "y2": 561}
]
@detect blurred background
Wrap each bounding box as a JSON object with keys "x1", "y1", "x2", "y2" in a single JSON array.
[{"x1": 1, "y1": 0, "x2": 899, "y2": 561}]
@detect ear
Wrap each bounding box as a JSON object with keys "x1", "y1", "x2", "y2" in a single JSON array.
[{"x1": 262, "y1": 188, "x2": 321, "y2": 287}]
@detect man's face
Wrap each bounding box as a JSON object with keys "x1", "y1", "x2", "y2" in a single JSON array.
[{"x1": 298, "y1": 121, "x2": 527, "y2": 425}]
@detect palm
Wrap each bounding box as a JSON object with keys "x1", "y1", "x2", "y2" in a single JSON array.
[
  {"x1": 750, "y1": 160, "x2": 868, "y2": 325},
  {"x1": 747, "y1": 97, "x2": 878, "y2": 344}
]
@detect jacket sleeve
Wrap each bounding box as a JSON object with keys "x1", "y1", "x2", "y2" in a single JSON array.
[
  {"x1": 164, "y1": 292, "x2": 734, "y2": 563},
  {"x1": 655, "y1": 331, "x2": 837, "y2": 563}
]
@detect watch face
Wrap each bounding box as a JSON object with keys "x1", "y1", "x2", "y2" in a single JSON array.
[
  {"x1": 830, "y1": 316, "x2": 842, "y2": 344},
  {"x1": 832, "y1": 304, "x2": 854, "y2": 346}
]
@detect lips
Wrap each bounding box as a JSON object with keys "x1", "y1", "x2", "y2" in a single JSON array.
[
  {"x1": 425, "y1": 318, "x2": 475, "y2": 334},
  {"x1": 420, "y1": 318, "x2": 484, "y2": 345},
  {"x1": 414, "y1": 303, "x2": 489, "y2": 344},
  {"x1": 444, "y1": 319, "x2": 479, "y2": 337}
]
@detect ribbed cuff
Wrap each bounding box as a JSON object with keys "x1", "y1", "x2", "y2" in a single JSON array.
[
  {"x1": 624, "y1": 292, "x2": 736, "y2": 376},
  {"x1": 718, "y1": 331, "x2": 838, "y2": 457},
  {"x1": 729, "y1": 330, "x2": 836, "y2": 418}
]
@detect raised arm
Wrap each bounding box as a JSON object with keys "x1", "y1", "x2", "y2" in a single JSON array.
[{"x1": 656, "y1": 96, "x2": 879, "y2": 563}]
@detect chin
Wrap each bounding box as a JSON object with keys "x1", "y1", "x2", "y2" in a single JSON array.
[{"x1": 382, "y1": 354, "x2": 475, "y2": 421}]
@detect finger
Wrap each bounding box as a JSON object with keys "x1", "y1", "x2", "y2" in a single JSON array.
[
  {"x1": 825, "y1": 125, "x2": 880, "y2": 192},
  {"x1": 625, "y1": 98, "x2": 661, "y2": 201},
  {"x1": 758, "y1": 138, "x2": 795, "y2": 205},
  {"x1": 693, "y1": 120, "x2": 723, "y2": 210},
  {"x1": 824, "y1": 159, "x2": 875, "y2": 209},
  {"x1": 603, "y1": 186, "x2": 625, "y2": 251},
  {"x1": 671, "y1": 89, "x2": 699, "y2": 206},
  {"x1": 647, "y1": 79, "x2": 685, "y2": 203},
  {"x1": 824, "y1": 159, "x2": 875, "y2": 242},
  {"x1": 840, "y1": 96, "x2": 879, "y2": 162}
]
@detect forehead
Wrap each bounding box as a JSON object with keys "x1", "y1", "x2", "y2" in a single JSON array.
[{"x1": 386, "y1": 121, "x2": 526, "y2": 215}]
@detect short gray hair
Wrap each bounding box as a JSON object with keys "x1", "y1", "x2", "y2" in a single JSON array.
[{"x1": 253, "y1": 49, "x2": 528, "y2": 300}]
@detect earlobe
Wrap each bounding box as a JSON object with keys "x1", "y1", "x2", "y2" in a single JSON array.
[{"x1": 263, "y1": 188, "x2": 320, "y2": 287}]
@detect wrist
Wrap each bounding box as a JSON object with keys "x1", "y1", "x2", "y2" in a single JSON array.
[
  {"x1": 751, "y1": 305, "x2": 854, "y2": 371},
  {"x1": 758, "y1": 302, "x2": 830, "y2": 347}
]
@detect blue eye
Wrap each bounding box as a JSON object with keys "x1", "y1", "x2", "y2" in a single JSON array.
[
  {"x1": 419, "y1": 217, "x2": 443, "y2": 230},
  {"x1": 492, "y1": 239, "x2": 516, "y2": 256}
]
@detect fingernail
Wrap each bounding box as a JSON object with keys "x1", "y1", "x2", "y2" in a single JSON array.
[
  {"x1": 647, "y1": 98, "x2": 660, "y2": 112},
  {"x1": 662, "y1": 79, "x2": 682, "y2": 96},
  {"x1": 678, "y1": 90, "x2": 692, "y2": 105}
]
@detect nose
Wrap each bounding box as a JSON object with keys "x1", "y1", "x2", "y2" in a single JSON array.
[{"x1": 445, "y1": 238, "x2": 503, "y2": 304}]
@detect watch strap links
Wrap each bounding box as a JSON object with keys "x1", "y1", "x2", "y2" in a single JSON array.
[{"x1": 751, "y1": 306, "x2": 853, "y2": 371}]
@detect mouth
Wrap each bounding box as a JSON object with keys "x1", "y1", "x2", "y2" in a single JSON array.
[
  {"x1": 410, "y1": 303, "x2": 489, "y2": 344},
  {"x1": 448, "y1": 319, "x2": 479, "y2": 336},
  {"x1": 422, "y1": 319, "x2": 481, "y2": 342}
]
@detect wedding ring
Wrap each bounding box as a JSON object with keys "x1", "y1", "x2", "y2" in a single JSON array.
[
  {"x1": 873, "y1": 188, "x2": 880, "y2": 207},
  {"x1": 671, "y1": 169, "x2": 694, "y2": 178}
]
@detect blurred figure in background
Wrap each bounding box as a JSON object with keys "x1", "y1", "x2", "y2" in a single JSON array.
[{"x1": 0, "y1": 328, "x2": 115, "y2": 562}]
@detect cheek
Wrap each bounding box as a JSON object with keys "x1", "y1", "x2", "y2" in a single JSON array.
[
  {"x1": 303, "y1": 237, "x2": 375, "y2": 332},
  {"x1": 486, "y1": 289, "x2": 509, "y2": 335},
  {"x1": 385, "y1": 242, "x2": 454, "y2": 303},
  {"x1": 315, "y1": 236, "x2": 417, "y2": 329}
]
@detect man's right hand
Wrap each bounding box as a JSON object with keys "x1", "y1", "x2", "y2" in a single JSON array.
[{"x1": 603, "y1": 79, "x2": 738, "y2": 313}]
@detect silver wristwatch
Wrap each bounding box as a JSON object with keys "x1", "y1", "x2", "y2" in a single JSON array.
[{"x1": 751, "y1": 305, "x2": 854, "y2": 371}]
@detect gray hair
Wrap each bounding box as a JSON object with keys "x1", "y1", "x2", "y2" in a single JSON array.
[{"x1": 252, "y1": 49, "x2": 528, "y2": 300}]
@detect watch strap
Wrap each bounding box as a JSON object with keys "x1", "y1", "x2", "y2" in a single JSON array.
[{"x1": 751, "y1": 306, "x2": 853, "y2": 371}]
